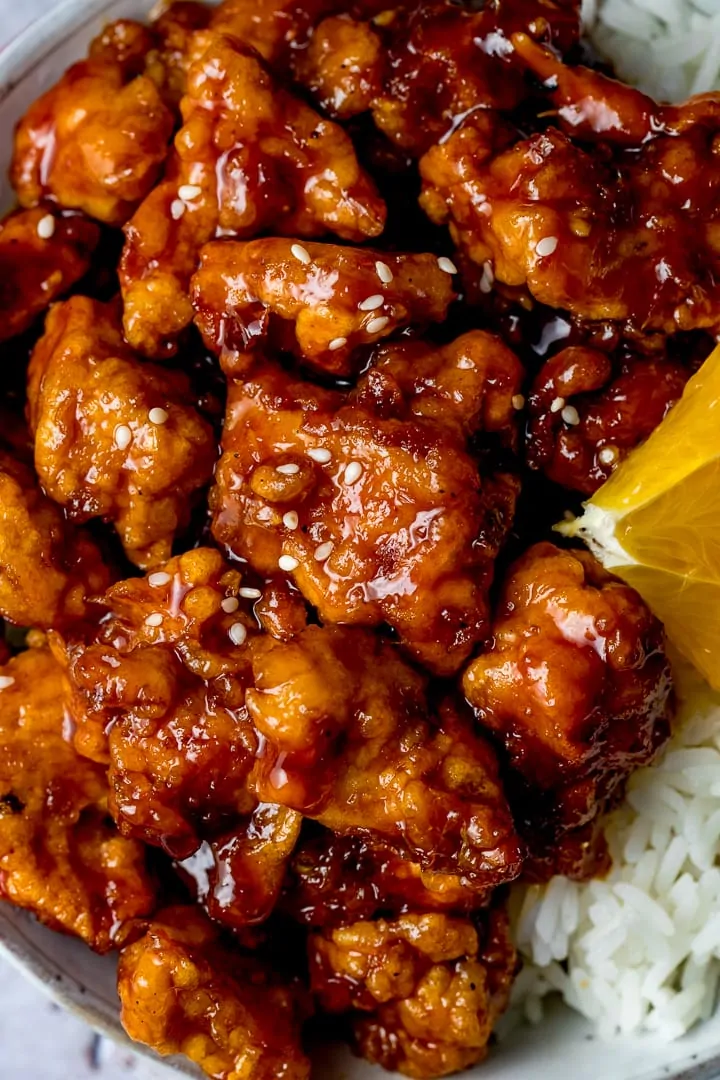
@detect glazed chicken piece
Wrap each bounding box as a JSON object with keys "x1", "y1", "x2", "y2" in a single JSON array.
[
  {"x1": 247, "y1": 625, "x2": 524, "y2": 888},
  {"x1": 11, "y1": 20, "x2": 174, "y2": 226},
  {"x1": 309, "y1": 907, "x2": 517, "y2": 1078},
  {"x1": 0, "y1": 208, "x2": 100, "y2": 343},
  {"x1": 0, "y1": 451, "x2": 112, "y2": 630},
  {"x1": 27, "y1": 296, "x2": 217, "y2": 569},
  {"x1": 211, "y1": 337, "x2": 520, "y2": 673},
  {"x1": 525, "y1": 345, "x2": 690, "y2": 494},
  {"x1": 120, "y1": 33, "x2": 386, "y2": 358},
  {"x1": 0, "y1": 647, "x2": 155, "y2": 951},
  {"x1": 150, "y1": 1, "x2": 213, "y2": 105},
  {"x1": 463, "y1": 543, "x2": 672, "y2": 847},
  {"x1": 118, "y1": 905, "x2": 311, "y2": 1080}
]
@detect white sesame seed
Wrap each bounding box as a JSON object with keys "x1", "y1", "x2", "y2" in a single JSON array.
[
  {"x1": 37, "y1": 214, "x2": 55, "y2": 239},
  {"x1": 290, "y1": 243, "x2": 311, "y2": 265},
  {"x1": 366, "y1": 316, "x2": 389, "y2": 335},
  {"x1": 178, "y1": 184, "x2": 202, "y2": 201},
  {"x1": 170, "y1": 199, "x2": 185, "y2": 220},
  {"x1": 278, "y1": 554, "x2": 299, "y2": 572},
  {"x1": 561, "y1": 404, "x2": 580, "y2": 426},
  {"x1": 549, "y1": 396, "x2": 566, "y2": 414},
  {"x1": 512, "y1": 394, "x2": 525, "y2": 410},
  {"x1": 145, "y1": 613, "x2": 163, "y2": 627},
  {"x1": 0, "y1": 676, "x2": 15, "y2": 690},
  {"x1": 149, "y1": 407, "x2": 168, "y2": 425},
  {"x1": 329, "y1": 337, "x2": 347, "y2": 351},
  {"x1": 344, "y1": 461, "x2": 363, "y2": 484},
  {"x1": 437, "y1": 256, "x2": 458, "y2": 275},
  {"x1": 358, "y1": 294, "x2": 384, "y2": 311},
  {"x1": 148, "y1": 572, "x2": 171, "y2": 587},
  {"x1": 276, "y1": 463, "x2": 300, "y2": 475},
  {"x1": 314, "y1": 541, "x2": 334, "y2": 561},
  {"x1": 599, "y1": 446, "x2": 618, "y2": 465},
  {"x1": 221, "y1": 596, "x2": 239, "y2": 613},
  {"x1": 228, "y1": 622, "x2": 247, "y2": 645},
  {"x1": 308, "y1": 448, "x2": 332, "y2": 464},
  {"x1": 283, "y1": 511, "x2": 299, "y2": 530},
  {"x1": 479, "y1": 261, "x2": 494, "y2": 293},
  {"x1": 239, "y1": 587, "x2": 262, "y2": 599},
  {"x1": 375, "y1": 261, "x2": 393, "y2": 284},
  {"x1": 535, "y1": 236, "x2": 558, "y2": 257},
  {"x1": 114, "y1": 424, "x2": 133, "y2": 450}
]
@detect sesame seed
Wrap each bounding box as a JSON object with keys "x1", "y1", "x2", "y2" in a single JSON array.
[
  {"x1": 479, "y1": 261, "x2": 494, "y2": 294},
  {"x1": 375, "y1": 261, "x2": 393, "y2": 284},
  {"x1": 535, "y1": 236, "x2": 558, "y2": 257},
  {"x1": 512, "y1": 394, "x2": 525, "y2": 410},
  {"x1": 308, "y1": 448, "x2": 332, "y2": 464},
  {"x1": 221, "y1": 596, "x2": 239, "y2": 613},
  {"x1": 599, "y1": 446, "x2": 618, "y2": 465},
  {"x1": 437, "y1": 256, "x2": 458, "y2": 275},
  {"x1": 276, "y1": 463, "x2": 300, "y2": 475},
  {"x1": 329, "y1": 337, "x2": 347, "y2": 351},
  {"x1": 149, "y1": 407, "x2": 168, "y2": 425},
  {"x1": 279, "y1": 554, "x2": 299, "y2": 572},
  {"x1": 561, "y1": 404, "x2": 580, "y2": 426},
  {"x1": 239, "y1": 587, "x2": 262, "y2": 600},
  {"x1": 366, "y1": 316, "x2": 389, "y2": 335},
  {"x1": 115, "y1": 424, "x2": 133, "y2": 450},
  {"x1": 170, "y1": 199, "x2": 185, "y2": 220},
  {"x1": 148, "y1": 572, "x2": 171, "y2": 587},
  {"x1": 344, "y1": 461, "x2": 363, "y2": 484},
  {"x1": 228, "y1": 622, "x2": 247, "y2": 645},
  {"x1": 0, "y1": 676, "x2": 15, "y2": 690},
  {"x1": 549, "y1": 396, "x2": 566, "y2": 414},
  {"x1": 37, "y1": 214, "x2": 55, "y2": 239},
  {"x1": 314, "y1": 541, "x2": 334, "y2": 561},
  {"x1": 283, "y1": 511, "x2": 299, "y2": 530},
  {"x1": 358, "y1": 294, "x2": 384, "y2": 311},
  {"x1": 290, "y1": 243, "x2": 311, "y2": 264},
  {"x1": 145, "y1": 613, "x2": 163, "y2": 627},
  {"x1": 178, "y1": 184, "x2": 202, "y2": 200}
]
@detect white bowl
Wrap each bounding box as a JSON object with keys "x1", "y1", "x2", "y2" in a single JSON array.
[{"x1": 2, "y1": 3, "x2": 720, "y2": 1078}]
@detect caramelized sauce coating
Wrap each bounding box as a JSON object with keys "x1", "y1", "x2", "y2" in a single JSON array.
[
  {"x1": 120, "y1": 32, "x2": 386, "y2": 357},
  {"x1": 118, "y1": 905, "x2": 311, "y2": 1080},
  {"x1": 309, "y1": 907, "x2": 516, "y2": 1078},
  {"x1": 463, "y1": 543, "x2": 672, "y2": 842},
  {"x1": 211, "y1": 338, "x2": 520, "y2": 673},
  {"x1": 27, "y1": 297, "x2": 216, "y2": 569},
  {"x1": 293, "y1": 14, "x2": 384, "y2": 121},
  {"x1": 0, "y1": 647, "x2": 155, "y2": 951},
  {"x1": 150, "y1": 1, "x2": 213, "y2": 105},
  {"x1": 192, "y1": 239, "x2": 454, "y2": 377}
]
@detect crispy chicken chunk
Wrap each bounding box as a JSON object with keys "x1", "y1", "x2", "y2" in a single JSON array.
[
  {"x1": 0, "y1": 208, "x2": 100, "y2": 343},
  {"x1": 247, "y1": 625, "x2": 524, "y2": 888},
  {"x1": 309, "y1": 907, "x2": 516, "y2": 1078},
  {"x1": 118, "y1": 906, "x2": 311, "y2": 1080},
  {"x1": 27, "y1": 297, "x2": 216, "y2": 569},
  {"x1": 0, "y1": 647, "x2": 155, "y2": 951},
  {"x1": 211, "y1": 337, "x2": 520, "y2": 673},
  {"x1": 150, "y1": 1, "x2": 213, "y2": 105},
  {"x1": 463, "y1": 543, "x2": 672, "y2": 844},
  {"x1": 11, "y1": 21, "x2": 174, "y2": 226},
  {"x1": 120, "y1": 33, "x2": 385, "y2": 358}
]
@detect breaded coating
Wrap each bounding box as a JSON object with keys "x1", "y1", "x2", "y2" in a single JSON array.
[
  {"x1": 463, "y1": 543, "x2": 672, "y2": 841},
  {"x1": 247, "y1": 625, "x2": 524, "y2": 888},
  {"x1": 27, "y1": 297, "x2": 216, "y2": 569},
  {"x1": 0, "y1": 648, "x2": 155, "y2": 951},
  {"x1": 120, "y1": 32, "x2": 386, "y2": 357},
  {"x1": 0, "y1": 208, "x2": 100, "y2": 343},
  {"x1": 292, "y1": 14, "x2": 383, "y2": 120},
  {"x1": 118, "y1": 906, "x2": 311, "y2": 1080},
  {"x1": 0, "y1": 451, "x2": 111, "y2": 629},
  {"x1": 11, "y1": 20, "x2": 174, "y2": 226},
  {"x1": 309, "y1": 908, "x2": 516, "y2": 1078},
  {"x1": 526, "y1": 346, "x2": 690, "y2": 494},
  {"x1": 211, "y1": 337, "x2": 520, "y2": 673}
]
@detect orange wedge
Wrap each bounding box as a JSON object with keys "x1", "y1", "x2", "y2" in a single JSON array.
[{"x1": 557, "y1": 344, "x2": 720, "y2": 689}]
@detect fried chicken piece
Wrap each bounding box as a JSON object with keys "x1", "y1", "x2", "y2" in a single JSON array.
[
  {"x1": 193, "y1": 239, "x2": 454, "y2": 377},
  {"x1": 246, "y1": 625, "x2": 524, "y2": 888},
  {"x1": 526, "y1": 345, "x2": 690, "y2": 494},
  {"x1": 0, "y1": 647, "x2": 155, "y2": 951},
  {"x1": 150, "y1": 1, "x2": 213, "y2": 105},
  {"x1": 292, "y1": 14, "x2": 383, "y2": 120},
  {"x1": 0, "y1": 208, "x2": 100, "y2": 343},
  {"x1": 0, "y1": 451, "x2": 112, "y2": 630},
  {"x1": 310, "y1": 907, "x2": 516, "y2": 1078},
  {"x1": 118, "y1": 905, "x2": 311, "y2": 1080},
  {"x1": 120, "y1": 33, "x2": 385, "y2": 358},
  {"x1": 463, "y1": 543, "x2": 672, "y2": 843},
  {"x1": 27, "y1": 297, "x2": 216, "y2": 569},
  {"x1": 211, "y1": 337, "x2": 520, "y2": 673},
  {"x1": 11, "y1": 21, "x2": 174, "y2": 226}
]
